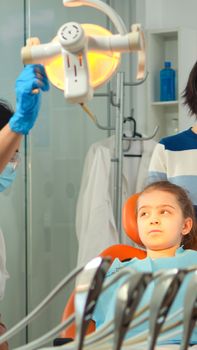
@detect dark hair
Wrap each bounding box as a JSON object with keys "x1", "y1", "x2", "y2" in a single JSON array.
[
  {"x1": 182, "y1": 61, "x2": 197, "y2": 117},
  {"x1": 139, "y1": 181, "x2": 197, "y2": 250},
  {"x1": 0, "y1": 99, "x2": 14, "y2": 130}
]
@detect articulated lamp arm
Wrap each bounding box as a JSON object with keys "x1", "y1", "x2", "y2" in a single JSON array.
[{"x1": 63, "y1": 0, "x2": 128, "y2": 35}]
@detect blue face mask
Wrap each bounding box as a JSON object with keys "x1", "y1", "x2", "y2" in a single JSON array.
[{"x1": 0, "y1": 163, "x2": 17, "y2": 192}]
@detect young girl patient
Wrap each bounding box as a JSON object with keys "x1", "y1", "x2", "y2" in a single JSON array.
[{"x1": 92, "y1": 181, "x2": 197, "y2": 348}]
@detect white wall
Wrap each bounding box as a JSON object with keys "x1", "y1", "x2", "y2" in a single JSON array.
[
  {"x1": 142, "y1": 0, "x2": 197, "y2": 29},
  {"x1": 160, "y1": 0, "x2": 197, "y2": 29},
  {"x1": 134, "y1": 0, "x2": 197, "y2": 135}
]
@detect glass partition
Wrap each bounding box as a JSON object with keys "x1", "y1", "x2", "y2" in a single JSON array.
[
  {"x1": 0, "y1": 1, "x2": 26, "y2": 347},
  {"x1": 0, "y1": 0, "x2": 133, "y2": 347}
]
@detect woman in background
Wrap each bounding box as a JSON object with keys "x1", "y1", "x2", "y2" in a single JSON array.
[{"x1": 147, "y1": 60, "x2": 197, "y2": 216}]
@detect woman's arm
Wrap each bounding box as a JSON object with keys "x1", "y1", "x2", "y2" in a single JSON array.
[
  {"x1": 0, "y1": 64, "x2": 49, "y2": 173},
  {"x1": 0, "y1": 124, "x2": 22, "y2": 173}
]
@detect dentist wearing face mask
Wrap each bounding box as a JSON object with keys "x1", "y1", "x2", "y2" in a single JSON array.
[{"x1": 0, "y1": 64, "x2": 49, "y2": 350}]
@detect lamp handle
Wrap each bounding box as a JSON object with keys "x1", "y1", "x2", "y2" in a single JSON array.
[{"x1": 21, "y1": 41, "x2": 61, "y2": 65}]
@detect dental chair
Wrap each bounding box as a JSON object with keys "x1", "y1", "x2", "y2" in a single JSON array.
[{"x1": 60, "y1": 192, "x2": 146, "y2": 340}]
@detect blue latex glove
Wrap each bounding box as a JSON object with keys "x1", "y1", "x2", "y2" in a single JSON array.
[{"x1": 9, "y1": 64, "x2": 50, "y2": 135}]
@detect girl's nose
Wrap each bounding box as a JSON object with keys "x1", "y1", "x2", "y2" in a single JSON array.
[{"x1": 150, "y1": 217, "x2": 160, "y2": 224}]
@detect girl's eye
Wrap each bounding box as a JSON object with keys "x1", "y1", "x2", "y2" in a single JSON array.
[
  {"x1": 139, "y1": 211, "x2": 148, "y2": 218},
  {"x1": 161, "y1": 209, "x2": 170, "y2": 215}
]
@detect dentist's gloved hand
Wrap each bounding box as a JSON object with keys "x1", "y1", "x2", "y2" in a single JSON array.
[{"x1": 9, "y1": 64, "x2": 50, "y2": 135}]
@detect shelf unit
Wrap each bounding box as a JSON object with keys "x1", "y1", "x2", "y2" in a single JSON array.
[{"x1": 146, "y1": 27, "x2": 197, "y2": 140}]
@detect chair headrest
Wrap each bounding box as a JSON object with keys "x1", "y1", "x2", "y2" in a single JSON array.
[{"x1": 122, "y1": 193, "x2": 143, "y2": 246}]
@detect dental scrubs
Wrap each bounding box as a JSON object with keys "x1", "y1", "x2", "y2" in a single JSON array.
[{"x1": 92, "y1": 247, "x2": 197, "y2": 345}]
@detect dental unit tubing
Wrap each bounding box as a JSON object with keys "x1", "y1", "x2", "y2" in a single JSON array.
[{"x1": 21, "y1": 42, "x2": 61, "y2": 65}]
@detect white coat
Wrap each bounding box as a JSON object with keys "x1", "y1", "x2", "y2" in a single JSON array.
[{"x1": 76, "y1": 135, "x2": 156, "y2": 266}]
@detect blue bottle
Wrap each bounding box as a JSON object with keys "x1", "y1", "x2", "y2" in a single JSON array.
[{"x1": 160, "y1": 61, "x2": 176, "y2": 101}]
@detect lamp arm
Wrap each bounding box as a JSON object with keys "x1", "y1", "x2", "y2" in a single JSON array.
[
  {"x1": 87, "y1": 32, "x2": 142, "y2": 53},
  {"x1": 21, "y1": 42, "x2": 61, "y2": 65},
  {"x1": 63, "y1": 0, "x2": 127, "y2": 35}
]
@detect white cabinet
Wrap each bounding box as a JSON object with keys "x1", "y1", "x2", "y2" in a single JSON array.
[{"x1": 146, "y1": 27, "x2": 197, "y2": 140}]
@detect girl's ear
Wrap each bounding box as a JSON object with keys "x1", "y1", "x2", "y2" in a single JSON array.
[{"x1": 182, "y1": 217, "x2": 193, "y2": 235}]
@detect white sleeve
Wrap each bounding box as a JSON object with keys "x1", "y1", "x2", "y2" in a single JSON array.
[{"x1": 147, "y1": 143, "x2": 168, "y2": 184}]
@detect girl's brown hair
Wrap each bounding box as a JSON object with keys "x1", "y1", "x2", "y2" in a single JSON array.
[
  {"x1": 139, "y1": 181, "x2": 197, "y2": 250},
  {"x1": 182, "y1": 61, "x2": 197, "y2": 117}
]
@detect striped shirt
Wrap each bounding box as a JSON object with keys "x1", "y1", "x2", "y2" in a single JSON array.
[{"x1": 147, "y1": 128, "x2": 197, "y2": 213}]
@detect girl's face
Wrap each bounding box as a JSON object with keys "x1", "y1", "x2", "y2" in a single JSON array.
[{"x1": 137, "y1": 189, "x2": 192, "y2": 253}]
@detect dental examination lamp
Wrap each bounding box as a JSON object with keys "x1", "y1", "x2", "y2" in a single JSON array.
[{"x1": 21, "y1": 0, "x2": 145, "y2": 104}]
